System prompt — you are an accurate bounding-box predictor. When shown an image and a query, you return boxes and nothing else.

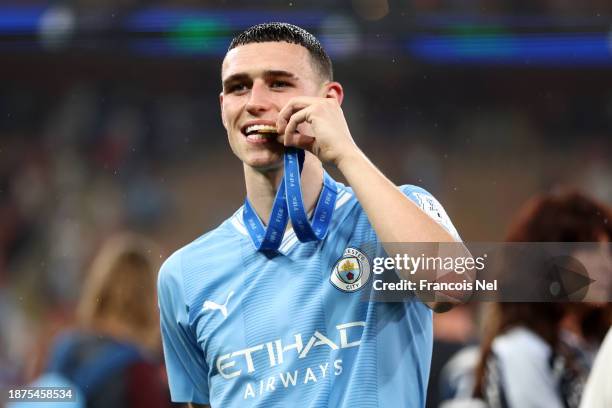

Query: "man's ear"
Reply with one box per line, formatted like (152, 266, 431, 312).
(219, 92, 227, 129)
(324, 82, 344, 105)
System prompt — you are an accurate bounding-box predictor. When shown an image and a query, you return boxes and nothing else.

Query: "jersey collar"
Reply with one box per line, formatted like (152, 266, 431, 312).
(230, 173, 352, 255)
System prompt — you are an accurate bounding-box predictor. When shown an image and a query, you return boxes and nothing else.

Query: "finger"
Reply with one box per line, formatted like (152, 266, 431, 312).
(283, 129, 315, 149)
(293, 133, 315, 150)
(283, 107, 312, 143)
(277, 97, 318, 134)
(284, 129, 312, 146)
(283, 127, 297, 147)
(277, 102, 308, 134)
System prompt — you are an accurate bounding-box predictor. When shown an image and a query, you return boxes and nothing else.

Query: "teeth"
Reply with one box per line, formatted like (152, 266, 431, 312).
(245, 124, 278, 135)
(247, 133, 269, 141)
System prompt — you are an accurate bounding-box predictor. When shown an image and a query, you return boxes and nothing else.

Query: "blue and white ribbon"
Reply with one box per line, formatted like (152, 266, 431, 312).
(243, 148, 337, 251)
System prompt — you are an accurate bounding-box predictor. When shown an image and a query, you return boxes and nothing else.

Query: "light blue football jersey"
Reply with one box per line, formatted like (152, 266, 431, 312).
(158, 174, 460, 408)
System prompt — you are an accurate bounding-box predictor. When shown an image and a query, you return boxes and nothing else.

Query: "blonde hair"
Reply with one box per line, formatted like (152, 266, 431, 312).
(77, 233, 161, 350)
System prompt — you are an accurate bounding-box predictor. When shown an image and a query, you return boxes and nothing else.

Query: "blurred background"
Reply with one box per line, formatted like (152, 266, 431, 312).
(1, 0, 611, 407)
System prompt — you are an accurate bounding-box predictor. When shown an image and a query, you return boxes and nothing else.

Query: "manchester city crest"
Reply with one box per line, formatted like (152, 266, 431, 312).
(330, 247, 371, 292)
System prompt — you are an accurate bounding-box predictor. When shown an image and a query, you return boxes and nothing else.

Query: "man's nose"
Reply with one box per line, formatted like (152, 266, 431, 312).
(245, 80, 273, 115)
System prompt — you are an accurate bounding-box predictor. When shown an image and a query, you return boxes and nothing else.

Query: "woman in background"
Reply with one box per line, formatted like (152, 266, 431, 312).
(43, 233, 174, 408)
(473, 190, 612, 408)
(579, 327, 612, 408)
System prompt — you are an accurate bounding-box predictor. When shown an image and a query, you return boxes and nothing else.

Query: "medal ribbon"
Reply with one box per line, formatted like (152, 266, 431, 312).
(243, 148, 337, 251)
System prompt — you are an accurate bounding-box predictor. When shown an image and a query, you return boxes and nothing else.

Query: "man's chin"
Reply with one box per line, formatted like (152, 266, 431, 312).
(245, 155, 284, 172)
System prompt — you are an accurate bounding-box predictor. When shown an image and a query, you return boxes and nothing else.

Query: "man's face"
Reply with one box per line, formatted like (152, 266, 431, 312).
(220, 41, 324, 170)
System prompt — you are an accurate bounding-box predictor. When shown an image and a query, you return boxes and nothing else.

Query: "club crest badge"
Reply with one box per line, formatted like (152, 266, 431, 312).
(330, 247, 371, 292)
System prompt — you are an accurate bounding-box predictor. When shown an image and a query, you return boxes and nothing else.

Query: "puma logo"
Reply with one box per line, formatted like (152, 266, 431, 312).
(202, 291, 234, 318)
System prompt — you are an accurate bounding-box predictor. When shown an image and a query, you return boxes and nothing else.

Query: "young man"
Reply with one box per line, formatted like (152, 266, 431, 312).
(158, 23, 461, 408)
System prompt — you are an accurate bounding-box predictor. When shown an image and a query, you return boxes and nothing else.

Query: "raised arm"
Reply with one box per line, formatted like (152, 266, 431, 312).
(277, 95, 474, 310)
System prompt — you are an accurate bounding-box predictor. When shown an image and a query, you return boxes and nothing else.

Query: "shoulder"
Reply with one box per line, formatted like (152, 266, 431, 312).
(158, 215, 242, 303)
(399, 184, 447, 213)
(341, 180, 451, 219)
(331, 179, 460, 240)
(400, 184, 460, 241)
(581, 329, 612, 408)
(492, 328, 564, 407)
(493, 327, 553, 366)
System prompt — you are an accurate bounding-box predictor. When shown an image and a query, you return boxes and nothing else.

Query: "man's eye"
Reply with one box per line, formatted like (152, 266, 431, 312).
(228, 84, 248, 93)
(270, 81, 290, 89)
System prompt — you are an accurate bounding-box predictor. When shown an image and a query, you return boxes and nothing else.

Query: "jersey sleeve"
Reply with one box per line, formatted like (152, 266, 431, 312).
(400, 185, 461, 242)
(158, 251, 210, 404)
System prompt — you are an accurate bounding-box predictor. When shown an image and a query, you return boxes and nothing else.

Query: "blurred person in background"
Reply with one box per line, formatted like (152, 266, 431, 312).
(438, 189, 612, 408)
(14, 233, 175, 408)
(579, 327, 612, 408)
(0, 291, 30, 393)
(427, 304, 479, 408)
(470, 190, 612, 408)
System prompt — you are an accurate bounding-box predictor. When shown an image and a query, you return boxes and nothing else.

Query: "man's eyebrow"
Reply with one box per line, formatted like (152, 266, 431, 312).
(222, 70, 299, 88)
(262, 70, 299, 80)
(222, 73, 250, 89)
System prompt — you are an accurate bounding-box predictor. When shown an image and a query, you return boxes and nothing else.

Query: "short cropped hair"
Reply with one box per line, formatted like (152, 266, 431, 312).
(228, 22, 333, 81)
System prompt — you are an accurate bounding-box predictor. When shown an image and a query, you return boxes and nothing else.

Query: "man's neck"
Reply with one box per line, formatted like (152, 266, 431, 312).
(244, 152, 324, 226)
